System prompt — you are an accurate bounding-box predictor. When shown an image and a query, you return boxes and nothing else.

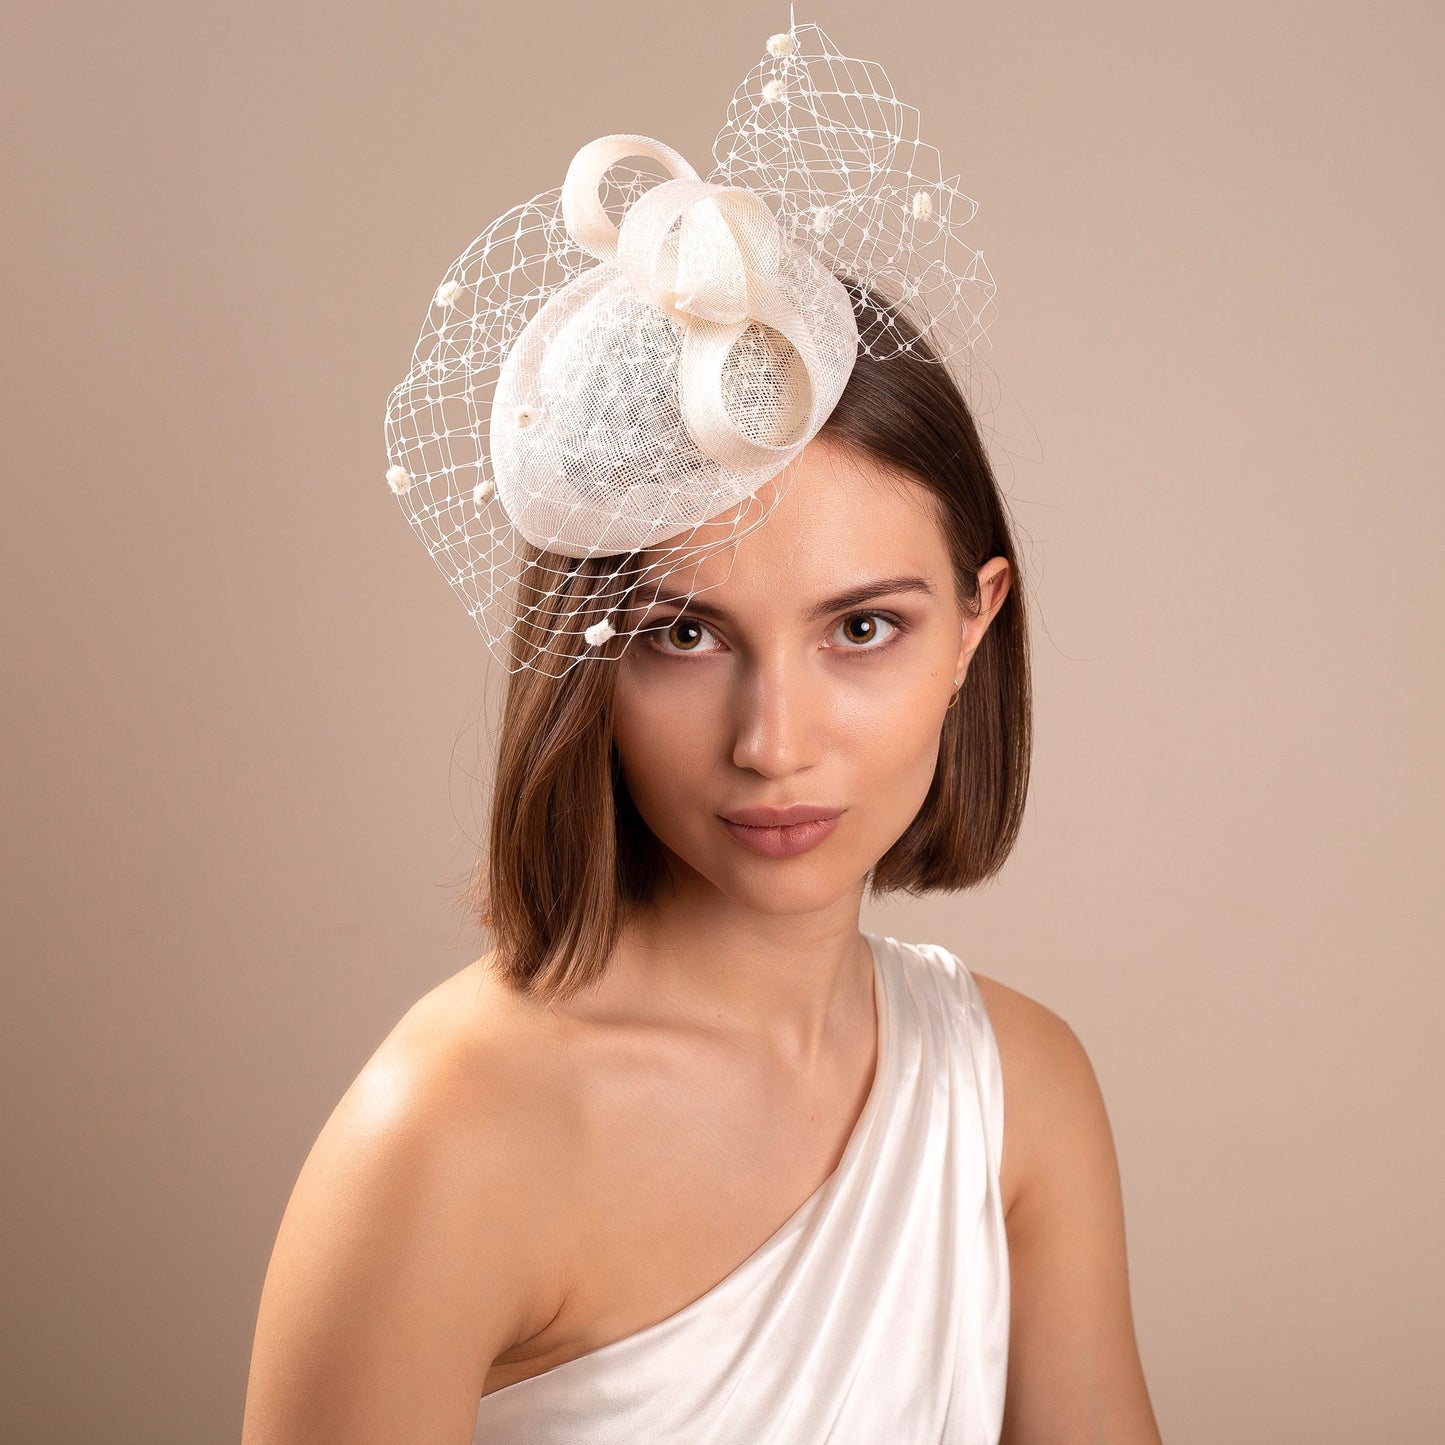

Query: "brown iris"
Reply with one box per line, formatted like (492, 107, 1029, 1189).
(665, 617, 706, 651)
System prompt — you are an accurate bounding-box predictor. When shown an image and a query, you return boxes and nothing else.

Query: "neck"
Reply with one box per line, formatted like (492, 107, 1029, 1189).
(603, 890, 875, 1069)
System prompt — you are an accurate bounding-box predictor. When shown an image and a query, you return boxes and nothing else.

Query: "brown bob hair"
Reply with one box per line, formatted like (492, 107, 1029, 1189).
(455, 284, 1032, 1006)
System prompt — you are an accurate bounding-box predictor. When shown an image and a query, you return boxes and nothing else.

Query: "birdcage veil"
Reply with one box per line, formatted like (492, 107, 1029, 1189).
(383, 13, 998, 677)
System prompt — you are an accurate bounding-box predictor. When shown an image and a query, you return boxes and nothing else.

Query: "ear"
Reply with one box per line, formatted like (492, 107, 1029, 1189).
(953, 558, 1012, 683)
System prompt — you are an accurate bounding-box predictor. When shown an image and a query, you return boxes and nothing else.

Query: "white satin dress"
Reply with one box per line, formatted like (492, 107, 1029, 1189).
(472, 931, 1011, 1443)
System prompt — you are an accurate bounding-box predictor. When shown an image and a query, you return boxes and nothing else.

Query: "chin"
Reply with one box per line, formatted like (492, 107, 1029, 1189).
(711, 870, 863, 918)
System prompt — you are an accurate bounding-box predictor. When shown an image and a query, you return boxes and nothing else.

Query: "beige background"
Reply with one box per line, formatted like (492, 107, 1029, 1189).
(4, 1, 1441, 1440)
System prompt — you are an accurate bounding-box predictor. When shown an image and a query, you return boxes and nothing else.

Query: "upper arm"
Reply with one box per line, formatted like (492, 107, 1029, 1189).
(241, 1033, 560, 1445)
(974, 976, 1163, 1445)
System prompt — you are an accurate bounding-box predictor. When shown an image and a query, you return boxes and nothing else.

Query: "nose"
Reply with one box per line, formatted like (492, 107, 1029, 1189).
(730, 654, 823, 778)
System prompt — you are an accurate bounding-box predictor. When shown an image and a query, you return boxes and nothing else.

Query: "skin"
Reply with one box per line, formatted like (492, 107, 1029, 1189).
(242, 433, 1163, 1443)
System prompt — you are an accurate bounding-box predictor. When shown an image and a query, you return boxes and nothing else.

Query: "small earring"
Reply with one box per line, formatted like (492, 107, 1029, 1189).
(946, 678, 962, 711)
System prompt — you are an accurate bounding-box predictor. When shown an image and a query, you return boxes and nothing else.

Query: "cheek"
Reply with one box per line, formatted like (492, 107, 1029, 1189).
(838, 658, 946, 749)
(842, 687, 946, 814)
(610, 679, 716, 820)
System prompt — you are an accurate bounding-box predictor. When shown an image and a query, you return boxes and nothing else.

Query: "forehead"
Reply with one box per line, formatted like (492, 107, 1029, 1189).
(637, 436, 948, 603)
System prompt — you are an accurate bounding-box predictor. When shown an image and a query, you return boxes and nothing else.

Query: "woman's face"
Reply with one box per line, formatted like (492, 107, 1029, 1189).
(611, 433, 1010, 917)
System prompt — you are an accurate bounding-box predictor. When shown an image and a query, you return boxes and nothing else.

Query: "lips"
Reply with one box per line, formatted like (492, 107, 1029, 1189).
(719, 810, 842, 859)
(720, 803, 843, 827)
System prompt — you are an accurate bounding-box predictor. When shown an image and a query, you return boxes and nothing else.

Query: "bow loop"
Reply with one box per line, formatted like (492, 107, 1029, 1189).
(667, 195, 750, 324)
(610, 175, 784, 332)
(560, 136, 840, 471)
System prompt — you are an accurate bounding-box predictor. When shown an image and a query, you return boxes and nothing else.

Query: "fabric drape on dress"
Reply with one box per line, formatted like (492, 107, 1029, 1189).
(472, 932, 1010, 1444)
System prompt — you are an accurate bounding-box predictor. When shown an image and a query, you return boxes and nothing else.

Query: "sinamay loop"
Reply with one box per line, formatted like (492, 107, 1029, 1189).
(490, 133, 858, 558)
(383, 16, 998, 676)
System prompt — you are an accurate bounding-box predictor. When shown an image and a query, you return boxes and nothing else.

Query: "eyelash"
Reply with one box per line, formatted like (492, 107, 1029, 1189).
(641, 610, 910, 658)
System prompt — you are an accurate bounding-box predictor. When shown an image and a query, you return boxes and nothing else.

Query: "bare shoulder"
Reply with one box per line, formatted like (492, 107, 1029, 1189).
(967, 970, 1103, 1220)
(969, 966, 1082, 1081)
(967, 970, 1163, 1443)
(242, 954, 578, 1443)
(346, 953, 583, 1324)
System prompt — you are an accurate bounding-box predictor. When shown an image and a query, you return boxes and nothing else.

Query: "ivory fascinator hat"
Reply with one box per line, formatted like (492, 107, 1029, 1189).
(384, 14, 999, 675)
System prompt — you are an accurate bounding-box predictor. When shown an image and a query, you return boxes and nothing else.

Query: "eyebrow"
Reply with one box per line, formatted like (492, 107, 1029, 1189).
(638, 572, 938, 626)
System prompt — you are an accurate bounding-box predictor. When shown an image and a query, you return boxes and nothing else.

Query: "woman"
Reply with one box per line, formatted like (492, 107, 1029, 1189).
(244, 19, 1163, 1443)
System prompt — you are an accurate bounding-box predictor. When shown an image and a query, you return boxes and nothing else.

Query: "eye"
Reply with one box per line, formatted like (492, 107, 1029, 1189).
(645, 615, 722, 655)
(829, 611, 901, 650)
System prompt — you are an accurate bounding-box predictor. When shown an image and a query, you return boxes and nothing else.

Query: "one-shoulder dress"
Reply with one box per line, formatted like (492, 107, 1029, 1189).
(472, 931, 1011, 1443)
